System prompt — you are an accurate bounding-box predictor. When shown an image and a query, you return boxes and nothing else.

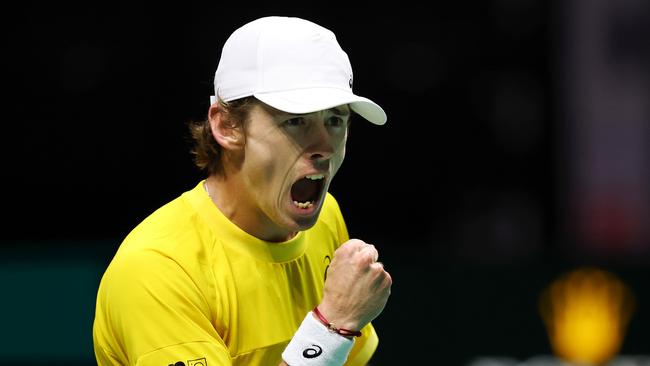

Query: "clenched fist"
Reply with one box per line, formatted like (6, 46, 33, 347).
(317, 239, 392, 332)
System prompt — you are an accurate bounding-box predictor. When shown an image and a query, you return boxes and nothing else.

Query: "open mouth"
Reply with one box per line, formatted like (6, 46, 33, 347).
(290, 174, 325, 209)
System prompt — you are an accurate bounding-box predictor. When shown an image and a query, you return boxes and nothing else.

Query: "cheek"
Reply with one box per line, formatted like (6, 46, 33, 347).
(246, 132, 289, 169)
(331, 144, 347, 176)
(246, 141, 298, 187)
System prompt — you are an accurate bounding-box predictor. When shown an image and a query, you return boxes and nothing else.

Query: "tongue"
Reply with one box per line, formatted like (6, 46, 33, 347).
(291, 178, 318, 202)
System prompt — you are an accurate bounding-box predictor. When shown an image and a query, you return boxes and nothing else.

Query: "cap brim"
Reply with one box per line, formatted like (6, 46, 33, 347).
(254, 88, 387, 125)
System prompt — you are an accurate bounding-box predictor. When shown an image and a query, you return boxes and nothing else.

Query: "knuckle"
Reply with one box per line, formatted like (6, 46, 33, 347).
(339, 239, 363, 253)
(348, 238, 365, 246)
(368, 263, 384, 275)
(360, 252, 376, 265)
(385, 272, 393, 285)
(334, 245, 351, 256)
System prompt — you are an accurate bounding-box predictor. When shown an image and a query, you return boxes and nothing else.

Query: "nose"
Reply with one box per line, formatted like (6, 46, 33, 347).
(307, 122, 336, 161)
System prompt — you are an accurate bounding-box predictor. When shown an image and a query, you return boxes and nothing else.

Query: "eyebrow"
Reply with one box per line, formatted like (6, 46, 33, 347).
(329, 106, 351, 116)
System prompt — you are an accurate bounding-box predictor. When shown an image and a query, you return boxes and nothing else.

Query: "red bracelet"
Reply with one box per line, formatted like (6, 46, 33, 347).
(312, 306, 363, 338)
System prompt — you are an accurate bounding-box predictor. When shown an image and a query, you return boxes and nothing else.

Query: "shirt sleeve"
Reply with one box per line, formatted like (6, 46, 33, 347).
(94, 249, 232, 366)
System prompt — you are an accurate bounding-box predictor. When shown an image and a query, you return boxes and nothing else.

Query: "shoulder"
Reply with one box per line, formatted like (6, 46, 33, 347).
(100, 193, 216, 310)
(119, 188, 213, 256)
(100, 249, 199, 301)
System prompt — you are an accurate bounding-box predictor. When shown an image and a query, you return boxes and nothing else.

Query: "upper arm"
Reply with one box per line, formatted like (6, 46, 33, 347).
(94, 250, 232, 366)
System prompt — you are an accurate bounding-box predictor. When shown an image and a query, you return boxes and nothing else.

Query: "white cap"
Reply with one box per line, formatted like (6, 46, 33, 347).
(212, 16, 387, 125)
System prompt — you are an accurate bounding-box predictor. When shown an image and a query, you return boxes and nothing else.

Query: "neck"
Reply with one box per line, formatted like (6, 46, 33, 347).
(204, 176, 296, 242)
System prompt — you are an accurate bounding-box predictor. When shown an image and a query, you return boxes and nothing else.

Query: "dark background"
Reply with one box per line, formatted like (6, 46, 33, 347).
(2, 1, 649, 365)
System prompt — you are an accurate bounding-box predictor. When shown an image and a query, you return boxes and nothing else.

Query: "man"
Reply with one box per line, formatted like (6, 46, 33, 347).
(93, 16, 392, 366)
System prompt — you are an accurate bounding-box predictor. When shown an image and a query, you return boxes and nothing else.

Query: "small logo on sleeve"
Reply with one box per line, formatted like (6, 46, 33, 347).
(188, 358, 207, 366)
(302, 344, 323, 358)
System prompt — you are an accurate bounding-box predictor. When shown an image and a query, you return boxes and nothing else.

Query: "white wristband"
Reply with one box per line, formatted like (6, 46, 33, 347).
(282, 312, 355, 366)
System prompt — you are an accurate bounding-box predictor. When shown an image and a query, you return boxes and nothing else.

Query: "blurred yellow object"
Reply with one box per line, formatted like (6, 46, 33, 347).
(539, 267, 635, 366)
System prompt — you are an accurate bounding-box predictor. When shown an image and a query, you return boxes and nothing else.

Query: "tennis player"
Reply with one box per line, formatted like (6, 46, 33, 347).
(93, 16, 392, 366)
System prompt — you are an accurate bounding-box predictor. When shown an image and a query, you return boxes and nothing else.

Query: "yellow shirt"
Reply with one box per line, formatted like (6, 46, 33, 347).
(93, 181, 378, 365)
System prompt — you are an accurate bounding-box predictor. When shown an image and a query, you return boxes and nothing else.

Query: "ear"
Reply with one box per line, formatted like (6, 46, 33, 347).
(208, 103, 245, 150)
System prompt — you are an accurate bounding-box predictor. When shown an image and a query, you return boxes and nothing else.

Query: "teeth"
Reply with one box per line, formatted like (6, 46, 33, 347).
(293, 201, 314, 209)
(292, 175, 322, 209)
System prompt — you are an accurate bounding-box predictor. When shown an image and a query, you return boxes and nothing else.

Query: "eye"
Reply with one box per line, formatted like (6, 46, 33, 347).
(325, 116, 346, 127)
(284, 117, 306, 127)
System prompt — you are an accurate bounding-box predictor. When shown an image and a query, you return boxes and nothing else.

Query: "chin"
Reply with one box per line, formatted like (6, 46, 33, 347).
(294, 218, 318, 231)
(292, 207, 323, 232)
